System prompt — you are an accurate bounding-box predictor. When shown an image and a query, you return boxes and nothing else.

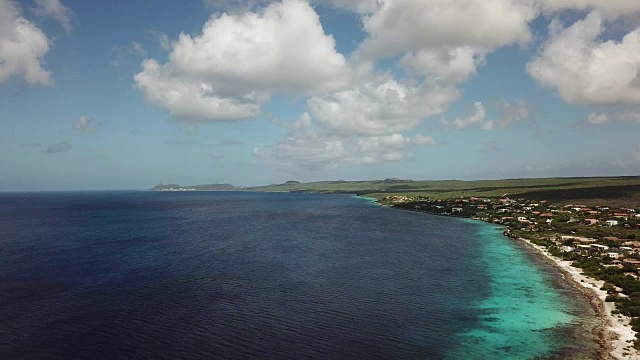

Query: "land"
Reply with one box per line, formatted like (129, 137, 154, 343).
(153, 176, 640, 208)
(152, 176, 640, 359)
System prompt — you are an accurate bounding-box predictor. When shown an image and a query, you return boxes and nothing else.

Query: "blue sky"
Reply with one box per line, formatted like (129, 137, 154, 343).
(2, 0, 640, 191)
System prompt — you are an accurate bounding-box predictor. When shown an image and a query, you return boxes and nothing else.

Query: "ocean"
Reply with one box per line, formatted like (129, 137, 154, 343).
(0, 191, 600, 359)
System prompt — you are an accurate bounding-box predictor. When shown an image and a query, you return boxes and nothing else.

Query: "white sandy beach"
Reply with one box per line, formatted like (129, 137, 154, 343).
(518, 237, 640, 360)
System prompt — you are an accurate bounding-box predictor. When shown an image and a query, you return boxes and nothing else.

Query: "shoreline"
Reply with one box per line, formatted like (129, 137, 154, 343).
(513, 235, 639, 360)
(375, 201, 639, 359)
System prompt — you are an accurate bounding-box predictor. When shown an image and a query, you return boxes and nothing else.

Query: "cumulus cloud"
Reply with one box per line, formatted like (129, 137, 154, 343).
(527, 12, 640, 105)
(0, 0, 52, 85)
(357, 0, 537, 60)
(253, 128, 348, 172)
(399, 46, 485, 83)
(73, 115, 101, 133)
(135, 0, 349, 122)
(413, 134, 439, 146)
(307, 72, 457, 136)
(254, 123, 415, 172)
(46, 141, 71, 153)
(354, 134, 412, 164)
(32, 0, 72, 32)
(291, 112, 312, 129)
(537, 0, 640, 19)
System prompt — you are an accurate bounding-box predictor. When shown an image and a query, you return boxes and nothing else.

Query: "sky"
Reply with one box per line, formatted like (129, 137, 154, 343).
(2, 0, 640, 191)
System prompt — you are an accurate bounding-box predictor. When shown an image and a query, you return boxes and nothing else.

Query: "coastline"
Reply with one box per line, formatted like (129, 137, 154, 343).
(513, 235, 640, 360)
(370, 198, 639, 359)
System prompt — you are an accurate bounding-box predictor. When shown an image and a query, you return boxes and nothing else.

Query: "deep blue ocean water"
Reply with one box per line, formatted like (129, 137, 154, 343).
(0, 191, 593, 359)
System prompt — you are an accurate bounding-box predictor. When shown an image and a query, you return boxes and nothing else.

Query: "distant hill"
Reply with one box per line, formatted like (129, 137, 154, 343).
(151, 183, 182, 191)
(151, 177, 640, 207)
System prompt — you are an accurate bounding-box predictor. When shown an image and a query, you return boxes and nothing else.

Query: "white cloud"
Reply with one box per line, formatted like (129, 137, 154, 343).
(307, 72, 458, 136)
(32, 0, 72, 32)
(587, 112, 610, 125)
(537, 0, 640, 19)
(0, 0, 52, 85)
(357, 0, 537, 60)
(135, 59, 264, 121)
(527, 12, 640, 105)
(399, 46, 485, 83)
(354, 134, 412, 164)
(447, 102, 495, 130)
(73, 115, 101, 133)
(445, 100, 530, 130)
(254, 125, 415, 172)
(253, 128, 348, 172)
(586, 109, 640, 125)
(413, 134, 439, 146)
(136, 0, 349, 122)
(292, 112, 312, 129)
(46, 141, 71, 153)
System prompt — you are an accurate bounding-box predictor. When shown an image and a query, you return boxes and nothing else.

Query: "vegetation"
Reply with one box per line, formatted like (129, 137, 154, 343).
(154, 176, 640, 208)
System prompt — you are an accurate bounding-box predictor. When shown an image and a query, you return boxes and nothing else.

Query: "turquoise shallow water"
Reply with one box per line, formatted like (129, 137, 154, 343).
(0, 192, 597, 359)
(446, 219, 575, 359)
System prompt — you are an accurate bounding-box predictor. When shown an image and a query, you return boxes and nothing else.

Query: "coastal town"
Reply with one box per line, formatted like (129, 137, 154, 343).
(384, 194, 640, 359)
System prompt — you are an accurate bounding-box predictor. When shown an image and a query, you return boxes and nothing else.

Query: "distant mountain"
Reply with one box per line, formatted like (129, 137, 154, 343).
(151, 183, 182, 191)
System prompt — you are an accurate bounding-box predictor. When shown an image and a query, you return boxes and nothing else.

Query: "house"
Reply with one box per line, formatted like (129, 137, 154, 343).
(604, 237, 620, 241)
(623, 259, 640, 268)
(517, 216, 529, 222)
(613, 214, 629, 220)
(540, 213, 553, 217)
(590, 244, 609, 253)
(606, 220, 619, 227)
(561, 246, 574, 253)
(607, 252, 619, 259)
(497, 208, 510, 213)
(585, 219, 600, 225)
(452, 207, 463, 213)
(575, 244, 591, 255)
(620, 247, 633, 254)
